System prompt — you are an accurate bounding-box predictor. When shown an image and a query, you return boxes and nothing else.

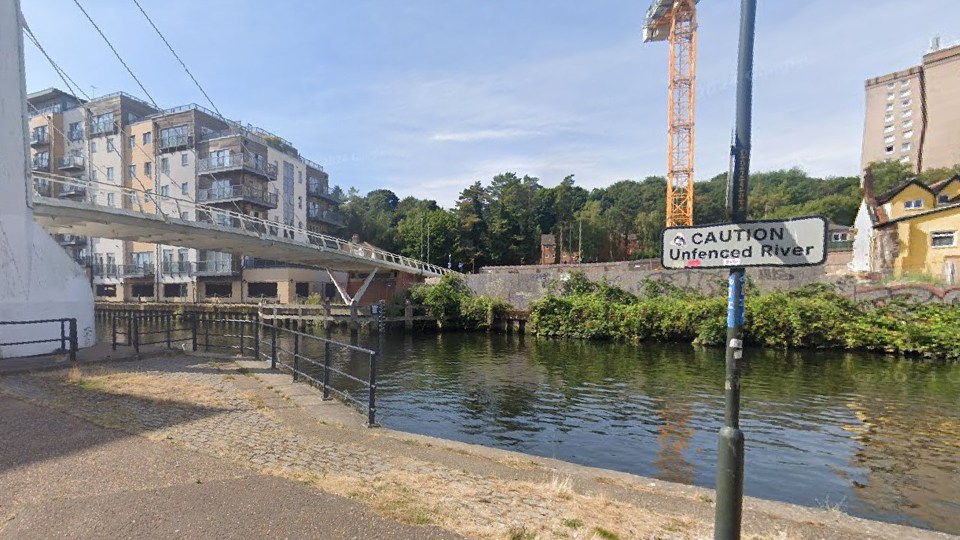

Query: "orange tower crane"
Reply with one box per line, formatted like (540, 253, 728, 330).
(643, 0, 698, 227)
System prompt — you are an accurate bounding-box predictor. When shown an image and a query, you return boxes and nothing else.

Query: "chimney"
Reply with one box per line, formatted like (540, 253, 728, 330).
(862, 166, 876, 204)
(930, 35, 941, 52)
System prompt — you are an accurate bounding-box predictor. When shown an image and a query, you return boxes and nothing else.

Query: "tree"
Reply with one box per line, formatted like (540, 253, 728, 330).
(395, 208, 461, 266)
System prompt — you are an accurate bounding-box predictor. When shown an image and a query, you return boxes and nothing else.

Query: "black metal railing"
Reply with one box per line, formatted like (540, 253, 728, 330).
(0, 318, 78, 362)
(108, 313, 381, 426)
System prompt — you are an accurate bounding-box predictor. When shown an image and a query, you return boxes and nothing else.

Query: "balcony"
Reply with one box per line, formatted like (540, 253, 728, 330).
(88, 121, 118, 137)
(157, 134, 192, 151)
(30, 132, 49, 146)
(307, 181, 341, 202)
(91, 264, 119, 278)
(57, 234, 87, 246)
(195, 259, 240, 276)
(160, 261, 193, 275)
(197, 153, 278, 180)
(58, 183, 87, 198)
(31, 158, 50, 171)
(58, 155, 85, 171)
(308, 207, 345, 227)
(119, 264, 155, 278)
(197, 184, 278, 209)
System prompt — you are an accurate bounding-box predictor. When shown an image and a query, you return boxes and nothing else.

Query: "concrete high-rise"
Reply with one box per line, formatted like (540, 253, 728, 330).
(861, 41, 960, 173)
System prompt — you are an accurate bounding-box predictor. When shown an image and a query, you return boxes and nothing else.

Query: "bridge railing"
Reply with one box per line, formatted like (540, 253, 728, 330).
(32, 172, 452, 277)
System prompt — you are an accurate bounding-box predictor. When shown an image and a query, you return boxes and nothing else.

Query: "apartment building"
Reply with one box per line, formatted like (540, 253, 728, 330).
(861, 40, 960, 173)
(27, 88, 345, 304)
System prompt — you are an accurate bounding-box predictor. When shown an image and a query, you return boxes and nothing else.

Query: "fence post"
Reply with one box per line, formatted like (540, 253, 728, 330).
(270, 322, 277, 369)
(204, 319, 210, 352)
(112, 316, 118, 351)
(254, 315, 260, 360)
(293, 330, 300, 381)
(166, 314, 172, 349)
(367, 351, 377, 427)
(133, 317, 140, 354)
(68, 318, 78, 362)
(191, 314, 198, 352)
(322, 341, 331, 400)
(127, 317, 132, 347)
(240, 319, 246, 356)
(60, 320, 66, 351)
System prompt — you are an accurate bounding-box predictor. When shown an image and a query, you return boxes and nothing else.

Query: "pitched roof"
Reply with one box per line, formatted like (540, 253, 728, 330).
(878, 201, 960, 226)
(929, 175, 960, 194)
(874, 178, 934, 205)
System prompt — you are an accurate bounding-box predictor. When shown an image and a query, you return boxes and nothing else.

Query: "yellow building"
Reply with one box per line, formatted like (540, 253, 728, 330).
(852, 175, 960, 282)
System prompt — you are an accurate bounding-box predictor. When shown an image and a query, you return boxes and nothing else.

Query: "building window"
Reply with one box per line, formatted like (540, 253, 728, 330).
(106, 137, 115, 152)
(902, 109, 912, 118)
(181, 153, 189, 166)
(180, 211, 190, 221)
(886, 103, 894, 112)
(160, 157, 169, 173)
(159, 125, 189, 147)
(89, 140, 97, 153)
(107, 192, 115, 207)
(144, 162, 152, 177)
(160, 185, 169, 197)
(902, 142, 911, 152)
(128, 164, 136, 177)
(903, 129, 913, 139)
(68, 121, 83, 141)
(903, 119, 913, 129)
(91, 170, 98, 181)
(106, 167, 115, 181)
(931, 231, 956, 248)
(884, 145, 894, 154)
(901, 99, 911, 107)
(143, 132, 152, 145)
(884, 135, 895, 144)
(128, 135, 135, 149)
(884, 113, 894, 123)
(831, 232, 849, 242)
(884, 125, 894, 133)
(90, 112, 114, 135)
(886, 92, 894, 101)
(900, 78, 909, 86)
(904, 199, 923, 210)
(298, 171, 303, 184)
(900, 88, 911, 97)
(938, 194, 950, 204)
(181, 182, 188, 195)
(886, 82, 895, 89)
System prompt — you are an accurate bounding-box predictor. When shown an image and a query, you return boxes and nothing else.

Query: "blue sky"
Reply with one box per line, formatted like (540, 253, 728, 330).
(22, 0, 960, 207)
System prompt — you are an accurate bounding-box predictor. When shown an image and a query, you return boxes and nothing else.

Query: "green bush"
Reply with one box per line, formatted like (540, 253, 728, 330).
(529, 277, 960, 360)
(407, 273, 510, 330)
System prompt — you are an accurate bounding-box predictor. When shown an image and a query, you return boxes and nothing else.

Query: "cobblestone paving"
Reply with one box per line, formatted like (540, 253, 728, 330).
(1, 358, 945, 540)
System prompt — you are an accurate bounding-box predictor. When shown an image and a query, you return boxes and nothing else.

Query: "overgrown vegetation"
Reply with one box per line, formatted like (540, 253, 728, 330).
(403, 274, 510, 330)
(530, 272, 960, 360)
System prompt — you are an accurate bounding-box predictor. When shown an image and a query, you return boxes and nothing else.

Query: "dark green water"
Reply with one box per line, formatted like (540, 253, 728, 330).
(101, 322, 960, 533)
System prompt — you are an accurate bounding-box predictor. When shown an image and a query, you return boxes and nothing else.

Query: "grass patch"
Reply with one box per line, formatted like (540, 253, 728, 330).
(592, 527, 620, 540)
(698, 494, 713, 504)
(237, 366, 252, 377)
(562, 518, 583, 529)
(507, 527, 536, 540)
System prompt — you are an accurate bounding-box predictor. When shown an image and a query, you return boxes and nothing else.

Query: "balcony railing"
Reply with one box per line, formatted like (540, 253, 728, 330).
(59, 183, 87, 198)
(307, 182, 341, 201)
(308, 207, 345, 227)
(88, 121, 118, 137)
(119, 264, 154, 278)
(92, 264, 119, 278)
(58, 155, 85, 171)
(197, 184, 278, 209)
(197, 154, 279, 180)
(31, 159, 50, 171)
(158, 134, 192, 150)
(30, 132, 49, 146)
(160, 261, 193, 275)
(829, 240, 854, 251)
(57, 234, 87, 246)
(195, 259, 241, 276)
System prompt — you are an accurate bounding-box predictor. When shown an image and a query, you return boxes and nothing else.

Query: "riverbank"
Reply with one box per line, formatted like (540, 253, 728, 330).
(0, 354, 953, 539)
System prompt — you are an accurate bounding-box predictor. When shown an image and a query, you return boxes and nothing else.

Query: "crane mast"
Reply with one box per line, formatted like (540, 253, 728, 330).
(643, 0, 698, 227)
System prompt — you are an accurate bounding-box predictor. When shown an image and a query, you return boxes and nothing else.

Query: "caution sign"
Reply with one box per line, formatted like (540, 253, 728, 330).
(660, 216, 827, 269)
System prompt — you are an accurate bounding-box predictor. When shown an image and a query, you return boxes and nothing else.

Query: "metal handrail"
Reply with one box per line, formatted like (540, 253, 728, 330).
(58, 155, 85, 169)
(197, 184, 279, 207)
(0, 318, 78, 362)
(32, 172, 452, 277)
(197, 154, 278, 180)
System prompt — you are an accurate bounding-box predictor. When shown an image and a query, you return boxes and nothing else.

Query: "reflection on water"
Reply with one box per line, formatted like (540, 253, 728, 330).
(99, 323, 960, 534)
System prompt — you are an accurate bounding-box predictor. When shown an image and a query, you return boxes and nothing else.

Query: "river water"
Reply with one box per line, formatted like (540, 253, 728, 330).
(102, 322, 960, 533)
(363, 331, 960, 534)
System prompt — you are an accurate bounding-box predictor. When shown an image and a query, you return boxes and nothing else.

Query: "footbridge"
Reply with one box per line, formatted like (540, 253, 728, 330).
(31, 174, 452, 281)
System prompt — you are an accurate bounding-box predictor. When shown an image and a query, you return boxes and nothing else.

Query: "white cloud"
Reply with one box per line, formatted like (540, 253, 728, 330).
(431, 128, 541, 142)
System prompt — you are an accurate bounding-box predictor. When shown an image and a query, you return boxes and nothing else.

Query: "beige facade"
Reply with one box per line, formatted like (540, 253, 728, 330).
(26, 88, 345, 305)
(861, 43, 960, 174)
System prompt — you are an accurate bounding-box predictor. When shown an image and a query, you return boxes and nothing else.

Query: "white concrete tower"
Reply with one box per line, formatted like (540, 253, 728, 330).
(0, 0, 95, 355)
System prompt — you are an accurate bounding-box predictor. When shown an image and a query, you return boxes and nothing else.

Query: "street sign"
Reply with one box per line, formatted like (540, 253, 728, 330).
(660, 216, 827, 269)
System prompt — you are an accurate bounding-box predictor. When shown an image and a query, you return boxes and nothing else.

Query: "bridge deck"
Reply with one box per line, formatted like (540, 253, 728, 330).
(32, 174, 450, 277)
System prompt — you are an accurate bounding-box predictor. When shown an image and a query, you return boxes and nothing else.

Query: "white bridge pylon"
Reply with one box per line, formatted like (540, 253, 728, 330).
(32, 173, 452, 277)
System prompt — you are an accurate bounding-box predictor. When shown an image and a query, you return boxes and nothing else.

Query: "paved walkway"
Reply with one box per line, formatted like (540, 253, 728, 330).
(1, 354, 954, 539)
